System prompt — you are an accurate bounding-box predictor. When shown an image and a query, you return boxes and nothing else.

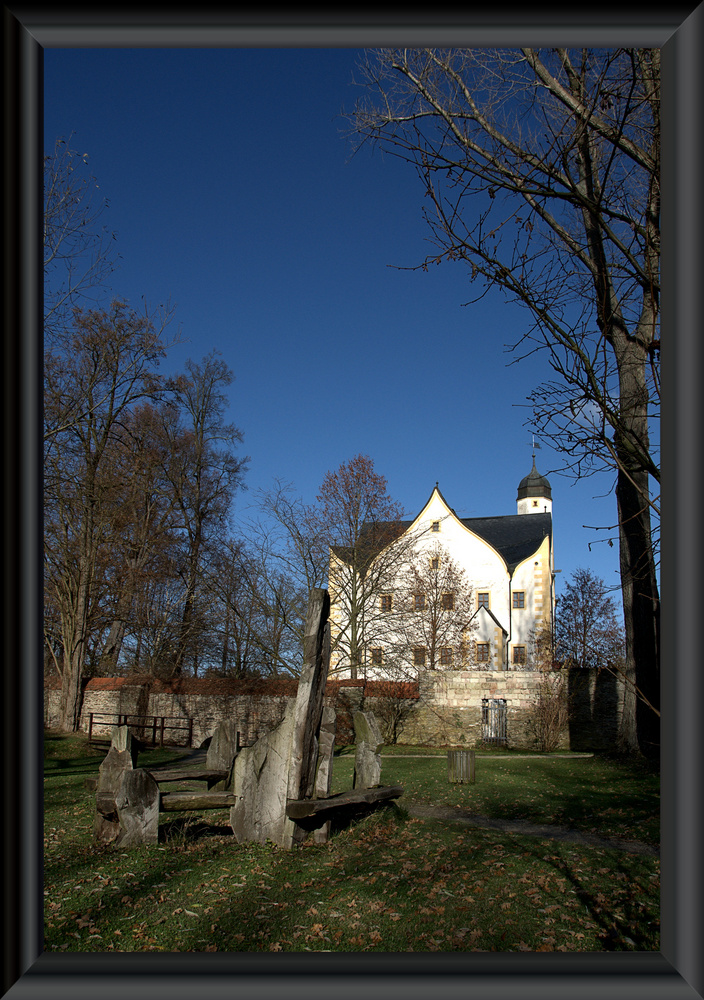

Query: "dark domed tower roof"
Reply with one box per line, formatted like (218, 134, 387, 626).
(517, 459, 552, 501)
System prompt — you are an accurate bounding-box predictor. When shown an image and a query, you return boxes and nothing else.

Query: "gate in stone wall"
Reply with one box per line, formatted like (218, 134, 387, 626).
(481, 698, 507, 745)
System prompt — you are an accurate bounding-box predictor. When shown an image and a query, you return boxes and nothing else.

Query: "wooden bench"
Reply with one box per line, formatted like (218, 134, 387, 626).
(143, 766, 233, 811)
(160, 790, 238, 811)
(93, 590, 402, 848)
(286, 784, 404, 829)
(146, 767, 229, 787)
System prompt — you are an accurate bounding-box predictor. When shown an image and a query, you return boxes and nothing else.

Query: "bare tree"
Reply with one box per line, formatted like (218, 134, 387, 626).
(96, 401, 183, 674)
(350, 47, 660, 756)
(552, 566, 657, 726)
(554, 567, 625, 671)
(390, 542, 478, 672)
(320, 455, 408, 679)
(44, 301, 172, 730)
(201, 537, 304, 678)
(158, 352, 248, 676)
(526, 673, 569, 752)
(44, 136, 118, 354)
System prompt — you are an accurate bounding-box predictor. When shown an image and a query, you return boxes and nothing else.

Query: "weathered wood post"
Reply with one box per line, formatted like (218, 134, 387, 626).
(114, 768, 160, 847)
(94, 726, 140, 843)
(312, 705, 337, 844)
(353, 711, 383, 789)
(228, 588, 332, 848)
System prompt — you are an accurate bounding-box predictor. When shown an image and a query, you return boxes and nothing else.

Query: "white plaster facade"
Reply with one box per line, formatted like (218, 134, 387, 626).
(329, 463, 554, 679)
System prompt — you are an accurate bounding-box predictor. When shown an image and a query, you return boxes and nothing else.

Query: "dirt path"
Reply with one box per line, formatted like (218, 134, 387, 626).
(406, 803, 659, 857)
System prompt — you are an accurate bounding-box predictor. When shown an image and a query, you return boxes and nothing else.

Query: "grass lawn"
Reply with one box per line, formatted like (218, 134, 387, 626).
(43, 732, 660, 954)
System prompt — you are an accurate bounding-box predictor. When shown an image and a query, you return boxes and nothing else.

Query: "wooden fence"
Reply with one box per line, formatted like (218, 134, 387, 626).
(85, 712, 194, 747)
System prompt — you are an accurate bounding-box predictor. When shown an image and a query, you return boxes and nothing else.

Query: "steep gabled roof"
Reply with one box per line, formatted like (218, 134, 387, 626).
(332, 509, 551, 577)
(459, 513, 552, 574)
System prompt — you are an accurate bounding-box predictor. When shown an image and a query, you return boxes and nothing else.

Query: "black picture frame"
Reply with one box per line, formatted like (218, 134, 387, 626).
(4, 6, 702, 999)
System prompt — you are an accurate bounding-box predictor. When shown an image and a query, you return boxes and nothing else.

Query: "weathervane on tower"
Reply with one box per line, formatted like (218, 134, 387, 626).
(527, 434, 541, 461)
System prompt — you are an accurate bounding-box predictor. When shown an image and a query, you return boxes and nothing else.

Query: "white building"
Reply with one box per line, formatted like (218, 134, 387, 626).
(329, 461, 554, 678)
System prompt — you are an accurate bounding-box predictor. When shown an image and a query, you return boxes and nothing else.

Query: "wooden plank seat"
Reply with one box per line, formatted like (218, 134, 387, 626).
(286, 784, 403, 829)
(159, 790, 238, 811)
(146, 767, 229, 785)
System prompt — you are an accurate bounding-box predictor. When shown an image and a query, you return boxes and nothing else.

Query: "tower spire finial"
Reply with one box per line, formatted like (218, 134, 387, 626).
(528, 434, 541, 463)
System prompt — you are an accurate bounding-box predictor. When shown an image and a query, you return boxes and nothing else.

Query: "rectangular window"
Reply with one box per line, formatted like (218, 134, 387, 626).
(477, 642, 490, 662)
(370, 647, 383, 666)
(513, 592, 525, 609)
(512, 645, 526, 665)
(442, 592, 454, 610)
(413, 647, 426, 668)
(430, 556, 440, 570)
(440, 647, 453, 667)
(431, 521, 440, 532)
(414, 593, 426, 611)
(477, 593, 489, 609)
(380, 594, 393, 613)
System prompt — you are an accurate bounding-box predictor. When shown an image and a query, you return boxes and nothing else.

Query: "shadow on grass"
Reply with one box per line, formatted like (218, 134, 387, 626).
(523, 837, 660, 951)
(159, 816, 235, 844)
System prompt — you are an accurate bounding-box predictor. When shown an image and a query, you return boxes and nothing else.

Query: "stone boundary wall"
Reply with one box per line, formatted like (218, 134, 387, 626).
(44, 667, 623, 751)
(399, 669, 624, 750)
(44, 677, 388, 748)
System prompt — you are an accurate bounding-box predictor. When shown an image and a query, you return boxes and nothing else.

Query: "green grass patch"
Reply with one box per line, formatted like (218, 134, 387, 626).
(44, 733, 660, 953)
(332, 752, 660, 847)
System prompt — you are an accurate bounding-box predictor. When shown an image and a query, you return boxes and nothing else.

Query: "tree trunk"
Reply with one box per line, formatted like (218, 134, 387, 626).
(612, 338, 660, 759)
(616, 465, 660, 759)
(59, 543, 93, 731)
(173, 557, 198, 677)
(101, 617, 127, 675)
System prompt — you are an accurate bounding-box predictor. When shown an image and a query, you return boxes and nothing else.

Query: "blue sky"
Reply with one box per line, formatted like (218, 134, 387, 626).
(44, 46, 625, 604)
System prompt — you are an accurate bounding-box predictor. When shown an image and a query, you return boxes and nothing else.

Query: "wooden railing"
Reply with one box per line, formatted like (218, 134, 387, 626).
(85, 712, 194, 747)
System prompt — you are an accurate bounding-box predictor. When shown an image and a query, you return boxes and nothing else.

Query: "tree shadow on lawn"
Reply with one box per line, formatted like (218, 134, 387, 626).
(520, 838, 660, 951)
(158, 816, 235, 844)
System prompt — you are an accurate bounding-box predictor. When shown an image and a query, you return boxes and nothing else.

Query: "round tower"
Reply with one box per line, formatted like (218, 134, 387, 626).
(517, 459, 552, 514)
